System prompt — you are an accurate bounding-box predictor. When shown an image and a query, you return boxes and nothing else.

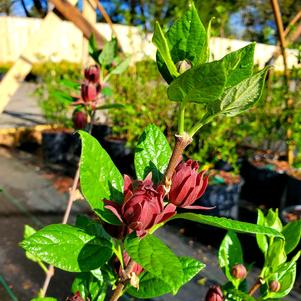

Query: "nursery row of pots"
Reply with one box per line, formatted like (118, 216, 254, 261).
(40, 125, 301, 223)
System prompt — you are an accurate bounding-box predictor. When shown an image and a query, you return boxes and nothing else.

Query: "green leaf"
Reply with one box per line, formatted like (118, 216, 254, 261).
(197, 17, 213, 64)
(125, 234, 183, 293)
(218, 231, 243, 285)
(61, 79, 80, 90)
(98, 39, 117, 66)
(167, 60, 226, 103)
(152, 22, 179, 81)
(282, 220, 301, 254)
(128, 256, 205, 298)
(265, 208, 282, 232)
(21, 224, 113, 272)
(101, 86, 113, 97)
(97, 103, 124, 110)
(225, 289, 256, 301)
(165, 2, 207, 66)
(265, 238, 287, 272)
(88, 34, 98, 56)
(134, 124, 171, 183)
(223, 43, 255, 89)
(24, 225, 40, 263)
(72, 272, 108, 301)
(31, 297, 57, 301)
(79, 131, 123, 224)
(171, 213, 283, 238)
(220, 66, 270, 117)
(256, 209, 269, 255)
(110, 57, 130, 75)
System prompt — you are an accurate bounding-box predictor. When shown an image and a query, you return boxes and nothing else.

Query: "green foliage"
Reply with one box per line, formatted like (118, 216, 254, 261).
(172, 213, 283, 237)
(21, 224, 113, 272)
(135, 124, 171, 183)
(31, 298, 57, 301)
(218, 231, 243, 287)
(79, 131, 123, 224)
(128, 256, 205, 298)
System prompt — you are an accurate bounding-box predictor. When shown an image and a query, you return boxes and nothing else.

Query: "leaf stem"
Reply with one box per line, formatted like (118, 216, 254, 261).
(178, 103, 186, 135)
(189, 114, 217, 137)
(248, 278, 263, 296)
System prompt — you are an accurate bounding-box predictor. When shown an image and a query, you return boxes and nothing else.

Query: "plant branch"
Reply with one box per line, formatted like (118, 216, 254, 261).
(109, 131, 193, 301)
(248, 278, 262, 296)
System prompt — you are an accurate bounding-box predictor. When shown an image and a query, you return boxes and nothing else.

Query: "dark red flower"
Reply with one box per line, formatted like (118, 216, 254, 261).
(84, 65, 100, 83)
(205, 285, 224, 301)
(81, 80, 100, 102)
(105, 174, 176, 237)
(231, 264, 247, 280)
(168, 159, 210, 209)
(65, 292, 84, 301)
(72, 111, 87, 130)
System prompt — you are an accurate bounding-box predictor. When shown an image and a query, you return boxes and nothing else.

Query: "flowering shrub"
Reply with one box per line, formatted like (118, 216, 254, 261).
(21, 2, 300, 301)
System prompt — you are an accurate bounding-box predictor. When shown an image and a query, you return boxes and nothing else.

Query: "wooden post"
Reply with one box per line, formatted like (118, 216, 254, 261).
(82, 0, 97, 67)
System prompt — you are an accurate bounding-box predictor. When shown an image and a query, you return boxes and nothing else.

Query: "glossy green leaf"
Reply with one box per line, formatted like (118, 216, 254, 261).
(265, 238, 287, 272)
(167, 60, 226, 103)
(79, 131, 123, 224)
(225, 289, 256, 301)
(128, 256, 205, 298)
(256, 209, 269, 255)
(282, 220, 301, 254)
(98, 39, 117, 66)
(135, 124, 171, 183)
(21, 224, 113, 272)
(152, 22, 179, 81)
(171, 213, 283, 238)
(101, 86, 113, 97)
(197, 17, 213, 64)
(125, 234, 183, 293)
(72, 272, 107, 301)
(223, 43, 255, 89)
(220, 66, 269, 117)
(218, 231, 243, 285)
(31, 297, 57, 301)
(265, 208, 283, 232)
(110, 57, 130, 75)
(155, 2, 207, 83)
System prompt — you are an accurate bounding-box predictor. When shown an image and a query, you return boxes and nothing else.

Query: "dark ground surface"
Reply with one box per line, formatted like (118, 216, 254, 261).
(0, 146, 301, 301)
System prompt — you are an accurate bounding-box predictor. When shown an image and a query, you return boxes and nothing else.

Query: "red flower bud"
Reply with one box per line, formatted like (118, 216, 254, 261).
(84, 65, 100, 83)
(269, 280, 281, 292)
(231, 264, 247, 280)
(72, 111, 87, 130)
(168, 159, 210, 209)
(65, 292, 84, 301)
(105, 174, 176, 237)
(205, 285, 224, 301)
(81, 80, 100, 102)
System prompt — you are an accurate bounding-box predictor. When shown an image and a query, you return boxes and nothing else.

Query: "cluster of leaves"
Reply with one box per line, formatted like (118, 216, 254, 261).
(21, 125, 283, 301)
(217, 209, 301, 300)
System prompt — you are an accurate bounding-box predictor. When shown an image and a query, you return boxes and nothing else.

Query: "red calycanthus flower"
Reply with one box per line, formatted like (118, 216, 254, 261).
(168, 159, 211, 209)
(81, 80, 100, 103)
(205, 285, 224, 301)
(72, 111, 87, 130)
(105, 174, 176, 237)
(84, 65, 100, 83)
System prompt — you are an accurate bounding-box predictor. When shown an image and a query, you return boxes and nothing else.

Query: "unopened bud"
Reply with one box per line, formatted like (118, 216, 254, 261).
(205, 285, 224, 301)
(269, 280, 281, 292)
(72, 111, 87, 130)
(176, 59, 192, 74)
(84, 65, 100, 83)
(231, 264, 247, 280)
(81, 80, 100, 102)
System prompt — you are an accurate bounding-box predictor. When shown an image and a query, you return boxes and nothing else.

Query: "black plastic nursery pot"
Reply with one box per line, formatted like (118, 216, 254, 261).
(42, 129, 80, 165)
(198, 181, 243, 219)
(285, 174, 301, 207)
(239, 159, 287, 208)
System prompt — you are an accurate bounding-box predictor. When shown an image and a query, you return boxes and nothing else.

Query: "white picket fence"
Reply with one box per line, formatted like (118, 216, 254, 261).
(0, 16, 299, 70)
